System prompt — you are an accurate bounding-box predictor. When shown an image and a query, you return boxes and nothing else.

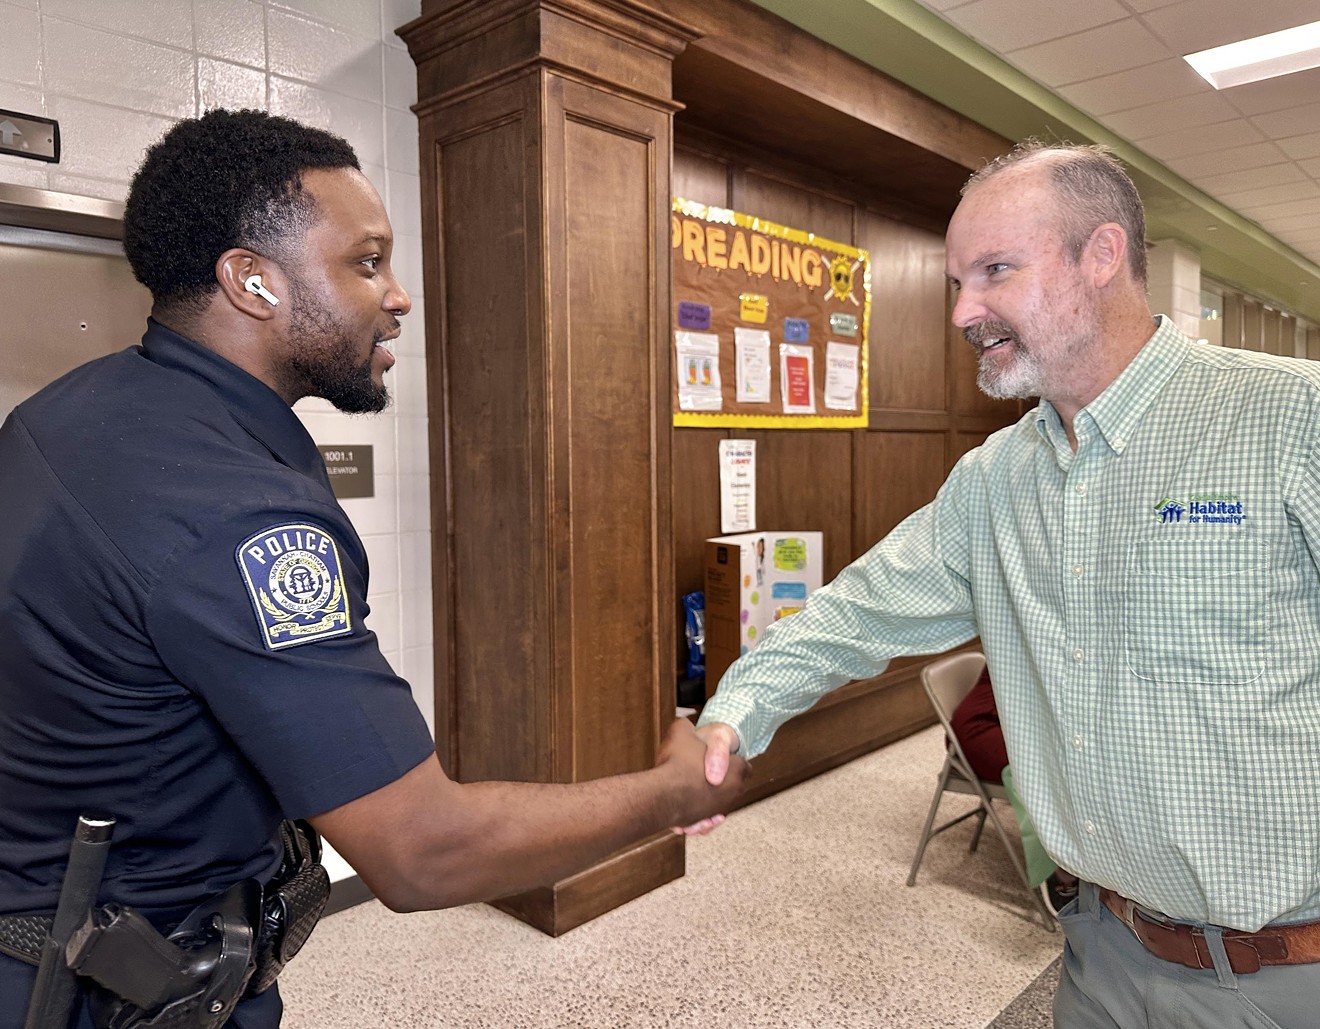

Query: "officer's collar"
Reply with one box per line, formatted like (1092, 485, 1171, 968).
(139, 318, 329, 486)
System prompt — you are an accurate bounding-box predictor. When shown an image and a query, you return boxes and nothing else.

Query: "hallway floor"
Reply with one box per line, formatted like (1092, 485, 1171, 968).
(280, 725, 1062, 1028)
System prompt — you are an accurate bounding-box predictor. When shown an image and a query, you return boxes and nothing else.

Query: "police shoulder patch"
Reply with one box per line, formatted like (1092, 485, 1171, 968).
(236, 522, 353, 650)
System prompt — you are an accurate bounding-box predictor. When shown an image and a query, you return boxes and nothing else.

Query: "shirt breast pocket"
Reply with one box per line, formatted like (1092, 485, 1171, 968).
(1124, 536, 1268, 685)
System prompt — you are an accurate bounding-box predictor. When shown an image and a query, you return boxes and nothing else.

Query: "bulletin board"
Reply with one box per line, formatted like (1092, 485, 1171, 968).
(671, 197, 870, 428)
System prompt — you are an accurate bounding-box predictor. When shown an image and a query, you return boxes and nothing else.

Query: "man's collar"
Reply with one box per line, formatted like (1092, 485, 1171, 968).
(1035, 315, 1189, 454)
(139, 318, 330, 485)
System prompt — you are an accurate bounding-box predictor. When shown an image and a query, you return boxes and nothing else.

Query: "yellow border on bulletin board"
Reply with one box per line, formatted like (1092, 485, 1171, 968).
(671, 197, 870, 429)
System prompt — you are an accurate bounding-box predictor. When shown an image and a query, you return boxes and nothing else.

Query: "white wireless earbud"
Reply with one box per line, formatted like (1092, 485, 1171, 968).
(243, 274, 280, 307)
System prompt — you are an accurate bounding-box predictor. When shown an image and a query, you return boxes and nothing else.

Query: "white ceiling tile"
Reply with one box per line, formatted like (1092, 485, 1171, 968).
(1256, 209, 1320, 232)
(1165, 142, 1292, 177)
(1107, 90, 1240, 139)
(1252, 103, 1320, 140)
(1230, 182, 1320, 213)
(944, 0, 1129, 53)
(1282, 231, 1320, 250)
(1005, 19, 1171, 86)
(912, 0, 1320, 285)
(1140, 0, 1320, 56)
(1246, 196, 1320, 222)
(1059, 59, 1207, 115)
(1279, 134, 1320, 160)
(1194, 161, 1307, 195)
(1138, 118, 1266, 160)
(1221, 68, 1320, 118)
(1121, 0, 1185, 11)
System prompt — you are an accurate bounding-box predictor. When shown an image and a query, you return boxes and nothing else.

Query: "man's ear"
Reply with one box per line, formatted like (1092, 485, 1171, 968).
(216, 249, 283, 319)
(1085, 223, 1128, 289)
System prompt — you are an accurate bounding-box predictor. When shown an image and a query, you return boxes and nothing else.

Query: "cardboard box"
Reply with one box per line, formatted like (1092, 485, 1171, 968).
(704, 530, 823, 693)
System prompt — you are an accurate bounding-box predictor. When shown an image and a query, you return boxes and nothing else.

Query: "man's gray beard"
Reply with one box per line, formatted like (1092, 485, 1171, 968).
(976, 345, 1045, 400)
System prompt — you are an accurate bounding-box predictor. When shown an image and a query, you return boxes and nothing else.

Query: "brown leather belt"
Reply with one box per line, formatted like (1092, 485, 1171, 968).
(1099, 888, 1320, 974)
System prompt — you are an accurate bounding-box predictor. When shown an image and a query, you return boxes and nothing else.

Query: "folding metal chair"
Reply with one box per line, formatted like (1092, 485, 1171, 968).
(905, 650, 1056, 930)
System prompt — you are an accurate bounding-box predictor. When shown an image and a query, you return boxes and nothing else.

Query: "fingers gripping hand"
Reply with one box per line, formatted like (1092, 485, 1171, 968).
(667, 721, 746, 836)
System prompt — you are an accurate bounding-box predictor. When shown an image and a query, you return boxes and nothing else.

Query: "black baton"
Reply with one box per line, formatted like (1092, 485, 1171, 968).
(23, 814, 116, 1029)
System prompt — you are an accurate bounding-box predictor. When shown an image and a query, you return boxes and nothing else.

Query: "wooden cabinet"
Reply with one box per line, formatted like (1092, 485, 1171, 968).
(402, 0, 1021, 933)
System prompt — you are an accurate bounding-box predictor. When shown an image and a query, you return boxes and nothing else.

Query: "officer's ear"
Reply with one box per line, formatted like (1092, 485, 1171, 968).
(216, 250, 284, 321)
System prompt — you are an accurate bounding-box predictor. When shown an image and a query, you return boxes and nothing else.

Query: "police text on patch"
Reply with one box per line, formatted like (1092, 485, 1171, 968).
(236, 523, 353, 650)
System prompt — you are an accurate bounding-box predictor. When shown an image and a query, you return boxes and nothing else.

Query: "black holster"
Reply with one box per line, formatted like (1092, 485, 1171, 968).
(5, 820, 330, 1029)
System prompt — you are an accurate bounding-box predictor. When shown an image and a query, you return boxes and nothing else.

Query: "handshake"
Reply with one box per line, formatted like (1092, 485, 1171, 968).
(655, 719, 750, 836)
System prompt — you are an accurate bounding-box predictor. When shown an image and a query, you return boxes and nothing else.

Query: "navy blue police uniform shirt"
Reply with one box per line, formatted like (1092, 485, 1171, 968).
(0, 318, 436, 926)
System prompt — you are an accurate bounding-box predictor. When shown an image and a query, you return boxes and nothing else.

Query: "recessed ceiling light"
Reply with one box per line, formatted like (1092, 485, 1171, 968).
(1184, 19, 1320, 89)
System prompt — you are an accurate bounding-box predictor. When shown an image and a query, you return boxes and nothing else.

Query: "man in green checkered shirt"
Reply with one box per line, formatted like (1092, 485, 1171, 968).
(691, 141, 1320, 1027)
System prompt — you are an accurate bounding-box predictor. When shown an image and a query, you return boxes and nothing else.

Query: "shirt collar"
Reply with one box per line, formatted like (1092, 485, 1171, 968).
(139, 317, 330, 486)
(1034, 315, 1190, 455)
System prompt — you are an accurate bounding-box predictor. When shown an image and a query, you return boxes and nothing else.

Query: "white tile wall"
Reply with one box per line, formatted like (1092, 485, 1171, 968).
(1148, 238, 1203, 340)
(43, 0, 194, 49)
(0, 2, 436, 839)
(194, 0, 267, 70)
(198, 57, 268, 112)
(0, 4, 42, 86)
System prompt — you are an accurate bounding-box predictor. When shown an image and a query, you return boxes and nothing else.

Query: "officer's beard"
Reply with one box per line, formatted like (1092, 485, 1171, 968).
(282, 275, 392, 415)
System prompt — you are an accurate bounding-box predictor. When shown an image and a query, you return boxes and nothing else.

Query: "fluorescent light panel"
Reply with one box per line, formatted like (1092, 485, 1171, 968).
(1184, 19, 1320, 89)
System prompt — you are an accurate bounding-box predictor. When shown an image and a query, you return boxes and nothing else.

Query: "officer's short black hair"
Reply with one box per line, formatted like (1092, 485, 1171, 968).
(123, 108, 360, 312)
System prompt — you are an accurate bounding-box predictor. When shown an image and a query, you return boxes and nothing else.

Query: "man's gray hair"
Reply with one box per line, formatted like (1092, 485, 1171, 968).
(963, 139, 1148, 286)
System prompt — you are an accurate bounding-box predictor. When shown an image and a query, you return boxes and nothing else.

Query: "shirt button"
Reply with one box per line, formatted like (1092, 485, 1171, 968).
(1085, 820, 1097, 835)
(1072, 734, 1084, 749)
(1072, 564, 1084, 577)
(1075, 482, 1088, 495)
(1073, 648, 1085, 662)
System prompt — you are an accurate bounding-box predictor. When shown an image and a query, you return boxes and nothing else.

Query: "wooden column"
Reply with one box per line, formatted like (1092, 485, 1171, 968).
(399, 1, 697, 935)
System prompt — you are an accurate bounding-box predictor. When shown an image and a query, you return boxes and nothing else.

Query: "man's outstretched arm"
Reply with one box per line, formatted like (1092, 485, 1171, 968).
(311, 717, 750, 911)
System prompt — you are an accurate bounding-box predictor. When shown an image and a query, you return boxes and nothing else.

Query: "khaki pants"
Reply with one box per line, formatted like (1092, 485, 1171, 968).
(1055, 881, 1320, 1029)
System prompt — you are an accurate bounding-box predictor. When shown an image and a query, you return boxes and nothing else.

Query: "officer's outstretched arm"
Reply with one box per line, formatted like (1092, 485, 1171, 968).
(308, 717, 749, 912)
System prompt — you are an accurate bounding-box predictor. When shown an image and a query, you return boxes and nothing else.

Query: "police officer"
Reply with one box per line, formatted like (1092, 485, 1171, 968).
(0, 109, 749, 1027)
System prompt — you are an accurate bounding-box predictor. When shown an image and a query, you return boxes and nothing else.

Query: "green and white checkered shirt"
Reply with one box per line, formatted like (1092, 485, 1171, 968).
(701, 316, 1320, 931)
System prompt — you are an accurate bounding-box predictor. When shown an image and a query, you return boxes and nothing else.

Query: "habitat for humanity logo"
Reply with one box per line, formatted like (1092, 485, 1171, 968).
(1153, 493, 1246, 525)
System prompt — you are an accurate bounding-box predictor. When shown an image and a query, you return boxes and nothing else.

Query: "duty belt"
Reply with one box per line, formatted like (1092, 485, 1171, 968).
(1, 820, 329, 1029)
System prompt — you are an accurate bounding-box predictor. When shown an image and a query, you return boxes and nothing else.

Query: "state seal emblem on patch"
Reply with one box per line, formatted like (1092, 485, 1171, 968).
(236, 522, 353, 650)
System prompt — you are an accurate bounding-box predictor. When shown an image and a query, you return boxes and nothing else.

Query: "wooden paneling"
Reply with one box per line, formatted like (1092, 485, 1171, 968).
(1282, 314, 1297, 358)
(437, 101, 547, 783)
(1309, 326, 1320, 361)
(410, 0, 1028, 934)
(673, 149, 728, 208)
(405, 0, 694, 935)
(860, 211, 947, 413)
(856, 431, 946, 549)
(664, 0, 1008, 223)
(669, 130, 1020, 694)
(736, 171, 853, 247)
(1262, 306, 1282, 356)
(1242, 298, 1263, 352)
(1222, 291, 1243, 350)
(672, 428, 725, 669)
(564, 112, 662, 780)
(746, 430, 854, 580)
(491, 832, 683, 937)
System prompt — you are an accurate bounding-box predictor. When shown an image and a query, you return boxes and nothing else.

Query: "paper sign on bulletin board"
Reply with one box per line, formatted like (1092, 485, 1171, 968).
(671, 197, 870, 428)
